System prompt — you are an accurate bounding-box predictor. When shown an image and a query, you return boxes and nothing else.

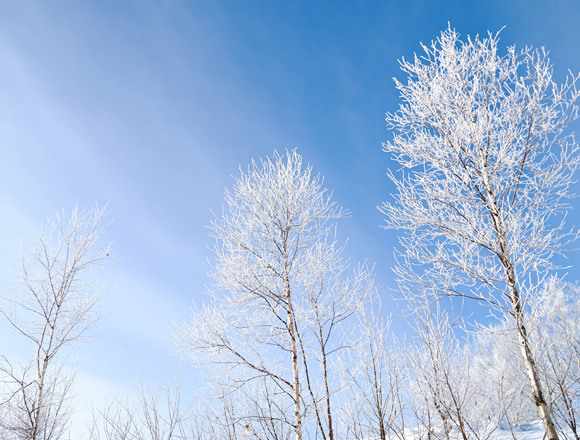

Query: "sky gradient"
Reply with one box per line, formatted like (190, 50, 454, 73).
(2, 0, 580, 435)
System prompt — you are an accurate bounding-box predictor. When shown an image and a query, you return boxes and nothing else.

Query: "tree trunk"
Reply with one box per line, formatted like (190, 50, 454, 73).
(285, 275, 302, 440)
(319, 327, 334, 440)
(369, 340, 387, 440)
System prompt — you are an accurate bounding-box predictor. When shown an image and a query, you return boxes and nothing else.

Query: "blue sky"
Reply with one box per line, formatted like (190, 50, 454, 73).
(2, 0, 580, 434)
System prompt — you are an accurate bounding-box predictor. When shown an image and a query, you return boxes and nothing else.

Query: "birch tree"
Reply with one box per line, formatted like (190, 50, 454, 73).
(0, 207, 109, 440)
(179, 150, 372, 440)
(381, 26, 580, 440)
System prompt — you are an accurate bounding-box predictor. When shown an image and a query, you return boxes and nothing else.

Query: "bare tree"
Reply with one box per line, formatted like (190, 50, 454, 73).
(531, 279, 580, 440)
(406, 306, 501, 440)
(471, 322, 537, 436)
(178, 150, 373, 440)
(342, 300, 407, 440)
(0, 206, 109, 440)
(407, 310, 458, 440)
(381, 26, 580, 440)
(87, 377, 194, 440)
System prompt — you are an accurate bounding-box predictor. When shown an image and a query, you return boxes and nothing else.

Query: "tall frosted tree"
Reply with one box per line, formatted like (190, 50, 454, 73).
(381, 27, 580, 440)
(179, 150, 372, 440)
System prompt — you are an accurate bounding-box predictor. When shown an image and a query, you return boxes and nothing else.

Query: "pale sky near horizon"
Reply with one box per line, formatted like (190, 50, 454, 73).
(2, 1, 580, 436)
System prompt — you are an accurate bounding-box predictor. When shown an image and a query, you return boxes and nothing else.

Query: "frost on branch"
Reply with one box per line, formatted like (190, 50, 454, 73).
(382, 26, 580, 309)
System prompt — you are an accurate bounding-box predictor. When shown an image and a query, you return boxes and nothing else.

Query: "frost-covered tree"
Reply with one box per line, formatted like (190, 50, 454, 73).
(381, 26, 580, 440)
(88, 377, 194, 440)
(531, 279, 580, 440)
(0, 207, 109, 440)
(342, 303, 407, 440)
(178, 150, 372, 440)
(406, 309, 477, 440)
(472, 321, 538, 433)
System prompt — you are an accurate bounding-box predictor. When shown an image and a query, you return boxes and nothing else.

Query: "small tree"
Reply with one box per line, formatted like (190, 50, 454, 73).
(407, 309, 460, 440)
(88, 377, 193, 440)
(471, 321, 537, 434)
(342, 303, 407, 440)
(532, 279, 580, 440)
(0, 206, 109, 440)
(381, 26, 579, 440)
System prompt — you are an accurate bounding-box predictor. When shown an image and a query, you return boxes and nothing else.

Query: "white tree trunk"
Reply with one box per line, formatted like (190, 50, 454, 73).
(285, 271, 302, 440)
(511, 285, 560, 440)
